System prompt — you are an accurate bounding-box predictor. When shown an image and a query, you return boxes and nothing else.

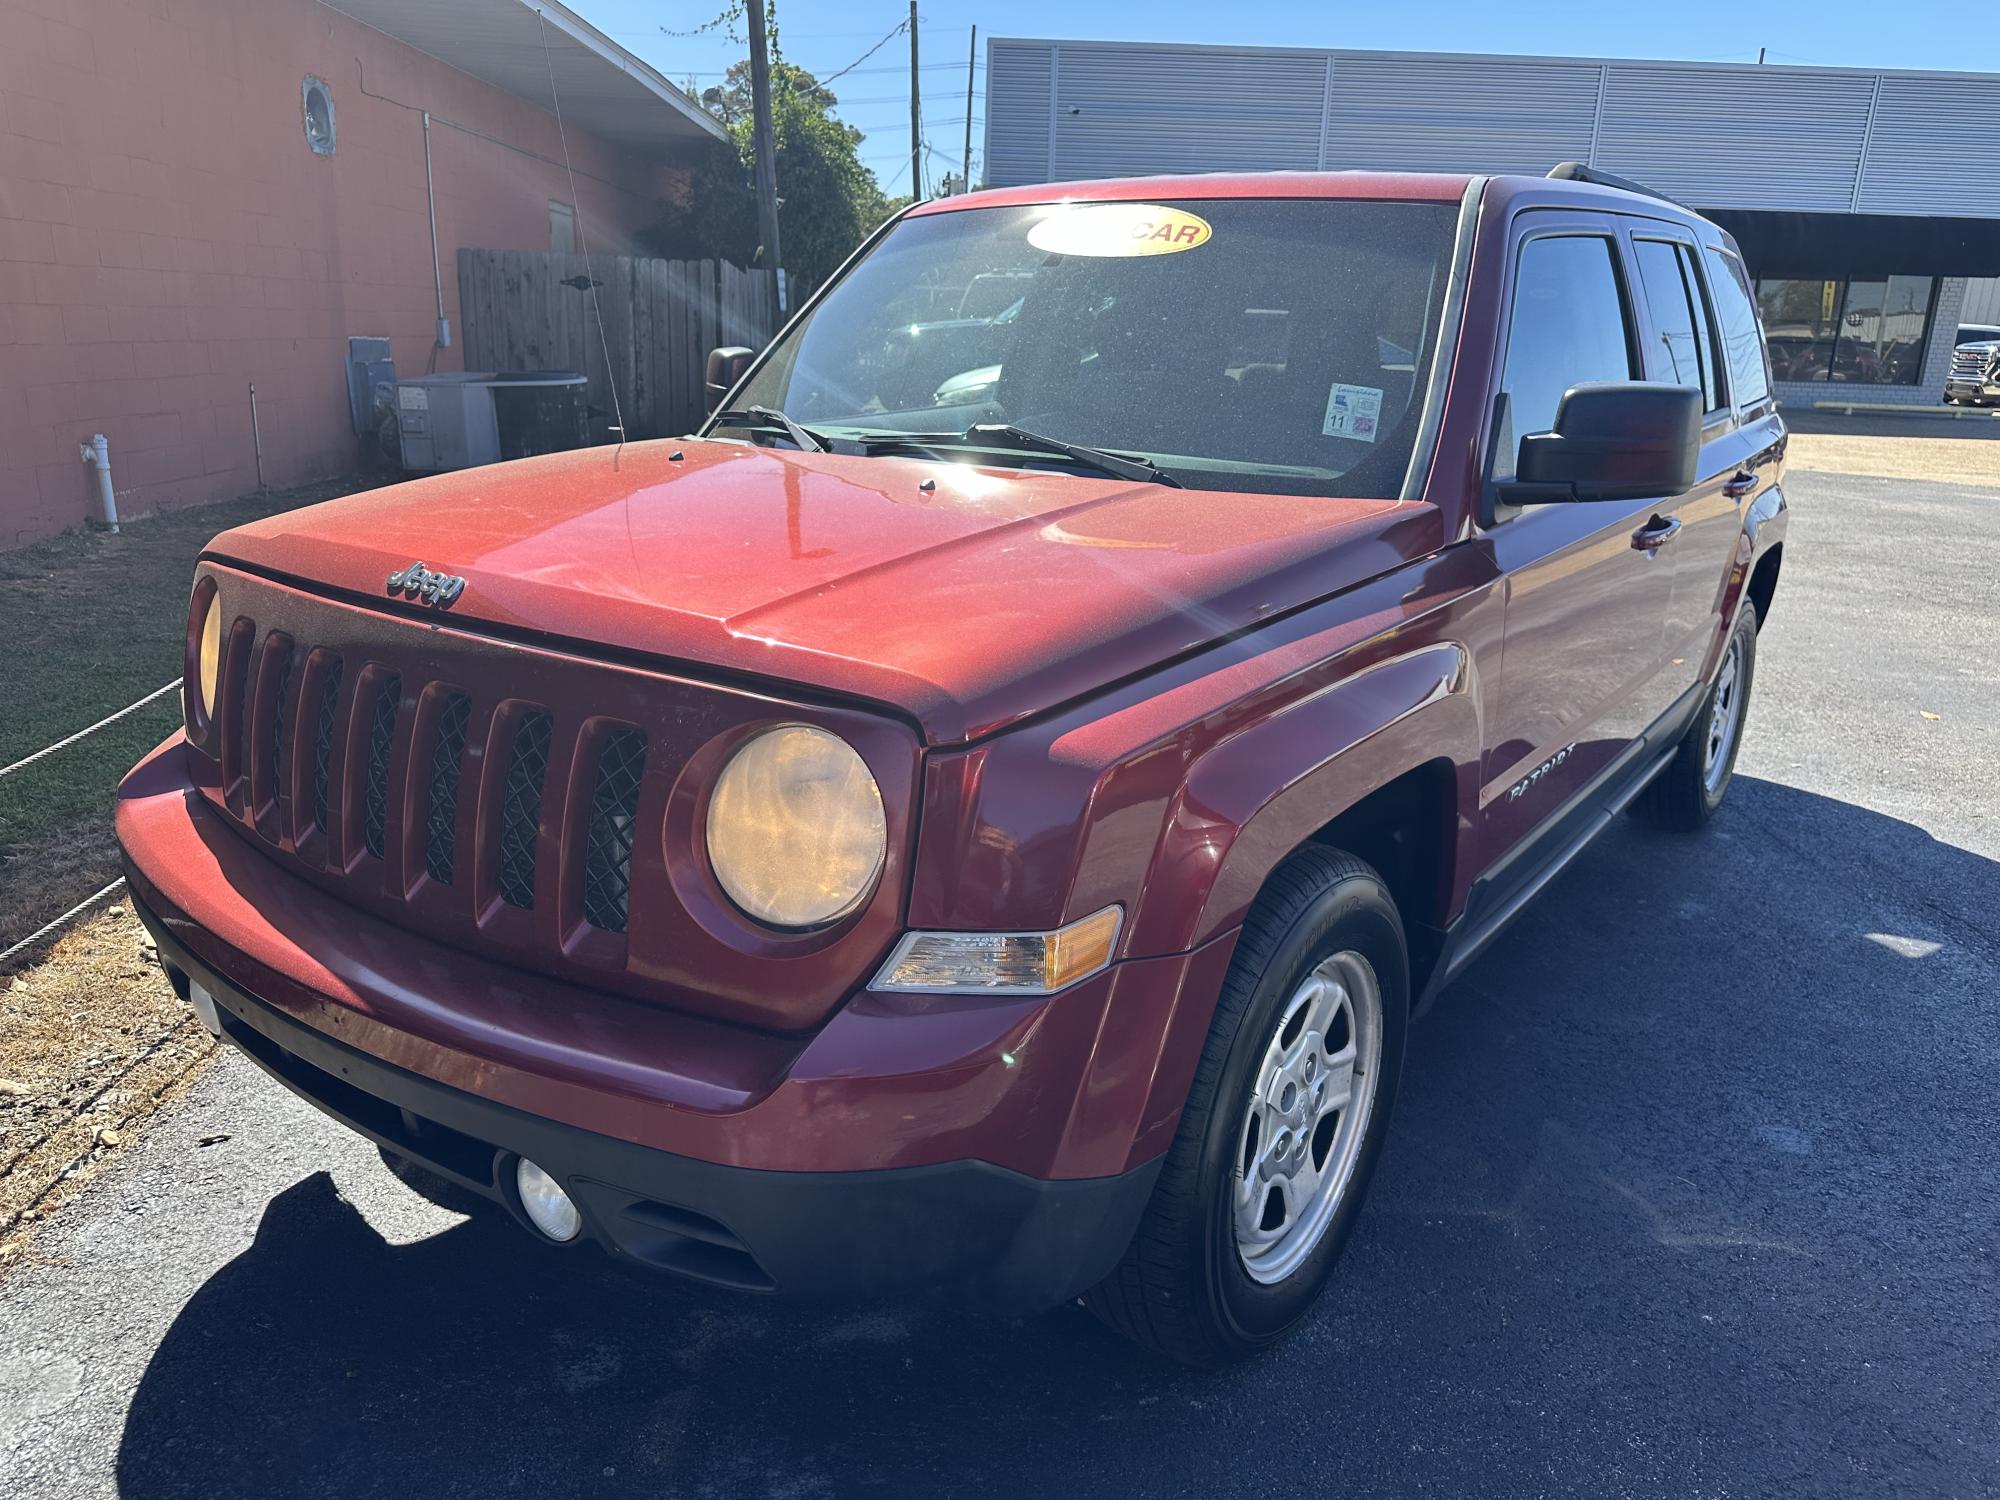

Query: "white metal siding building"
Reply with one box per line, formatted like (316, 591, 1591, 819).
(984, 39, 2000, 410)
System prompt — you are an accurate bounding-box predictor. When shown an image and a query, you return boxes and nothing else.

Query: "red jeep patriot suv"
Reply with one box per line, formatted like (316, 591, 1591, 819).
(118, 164, 1785, 1364)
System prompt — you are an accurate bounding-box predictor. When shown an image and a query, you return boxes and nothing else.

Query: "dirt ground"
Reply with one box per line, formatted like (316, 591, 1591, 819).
(1783, 404, 2000, 485)
(0, 900, 216, 1265)
(1787, 430, 2000, 485)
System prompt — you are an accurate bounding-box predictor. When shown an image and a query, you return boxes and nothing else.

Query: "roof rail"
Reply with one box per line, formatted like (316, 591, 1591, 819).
(1545, 161, 1693, 213)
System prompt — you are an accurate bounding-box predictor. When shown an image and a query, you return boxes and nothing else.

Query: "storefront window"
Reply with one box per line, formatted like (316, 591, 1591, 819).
(1756, 279, 1839, 384)
(1830, 276, 1933, 385)
(1756, 275, 1935, 386)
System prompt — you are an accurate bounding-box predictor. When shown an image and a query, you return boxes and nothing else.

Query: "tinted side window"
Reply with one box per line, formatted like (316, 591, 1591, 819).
(1678, 244, 1724, 410)
(1500, 235, 1635, 454)
(1633, 238, 1721, 412)
(1704, 247, 1770, 409)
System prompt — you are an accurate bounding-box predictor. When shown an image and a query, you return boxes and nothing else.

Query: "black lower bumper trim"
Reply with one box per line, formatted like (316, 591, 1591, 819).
(133, 891, 1160, 1314)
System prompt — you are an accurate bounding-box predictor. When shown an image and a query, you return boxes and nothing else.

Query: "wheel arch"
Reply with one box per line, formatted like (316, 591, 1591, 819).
(1746, 540, 1783, 627)
(1125, 641, 1479, 972)
(1074, 644, 1480, 1180)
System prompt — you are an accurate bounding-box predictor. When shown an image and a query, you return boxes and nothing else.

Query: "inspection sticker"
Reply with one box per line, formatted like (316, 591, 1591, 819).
(1321, 382, 1383, 442)
(1026, 203, 1213, 258)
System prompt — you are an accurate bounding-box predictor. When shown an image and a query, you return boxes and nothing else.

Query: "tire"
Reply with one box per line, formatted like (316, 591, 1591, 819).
(1632, 607, 1758, 831)
(1086, 845, 1409, 1365)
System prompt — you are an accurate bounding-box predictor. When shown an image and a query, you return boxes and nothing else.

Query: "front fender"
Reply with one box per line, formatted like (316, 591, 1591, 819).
(1132, 642, 1479, 956)
(906, 543, 1497, 948)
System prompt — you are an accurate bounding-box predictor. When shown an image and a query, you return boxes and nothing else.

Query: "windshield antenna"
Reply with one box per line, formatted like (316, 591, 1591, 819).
(537, 9, 627, 465)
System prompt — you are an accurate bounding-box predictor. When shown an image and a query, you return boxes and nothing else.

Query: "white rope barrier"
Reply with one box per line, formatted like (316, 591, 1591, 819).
(0, 678, 181, 782)
(0, 877, 128, 969)
(0, 678, 182, 961)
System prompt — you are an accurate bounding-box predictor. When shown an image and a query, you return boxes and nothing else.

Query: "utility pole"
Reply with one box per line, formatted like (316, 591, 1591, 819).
(962, 25, 976, 194)
(746, 0, 783, 316)
(908, 1, 922, 198)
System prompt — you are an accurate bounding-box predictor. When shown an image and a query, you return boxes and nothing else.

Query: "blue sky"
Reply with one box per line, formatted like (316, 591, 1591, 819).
(582, 1, 1983, 194)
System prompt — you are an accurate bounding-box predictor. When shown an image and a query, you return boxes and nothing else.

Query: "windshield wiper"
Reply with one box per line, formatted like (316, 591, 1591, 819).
(964, 423, 1182, 487)
(710, 405, 828, 453)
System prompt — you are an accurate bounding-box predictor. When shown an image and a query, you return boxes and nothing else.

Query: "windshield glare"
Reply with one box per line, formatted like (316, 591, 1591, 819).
(728, 197, 1458, 497)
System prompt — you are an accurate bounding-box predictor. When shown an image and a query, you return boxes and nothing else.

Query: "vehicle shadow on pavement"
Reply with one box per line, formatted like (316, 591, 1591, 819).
(112, 1170, 1186, 1499)
(112, 779, 2000, 1500)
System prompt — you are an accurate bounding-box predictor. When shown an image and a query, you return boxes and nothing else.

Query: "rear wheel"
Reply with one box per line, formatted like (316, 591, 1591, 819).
(1086, 846, 1408, 1365)
(1633, 607, 1757, 831)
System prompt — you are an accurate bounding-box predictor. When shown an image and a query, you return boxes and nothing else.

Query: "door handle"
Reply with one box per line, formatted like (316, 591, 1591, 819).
(1722, 471, 1758, 500)
(1630, 515, 1682, 552)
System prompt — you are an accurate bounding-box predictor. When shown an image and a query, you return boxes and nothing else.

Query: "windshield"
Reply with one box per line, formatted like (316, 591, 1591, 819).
(723, 198, 1458, 498)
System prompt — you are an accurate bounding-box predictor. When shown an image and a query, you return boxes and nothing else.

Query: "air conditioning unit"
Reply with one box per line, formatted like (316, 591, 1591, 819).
(395, 371, 590, 472)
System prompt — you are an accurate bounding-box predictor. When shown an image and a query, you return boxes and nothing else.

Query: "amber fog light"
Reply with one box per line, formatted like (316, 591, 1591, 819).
(705, 725, 887, 929)
(186, 583, 221, 729)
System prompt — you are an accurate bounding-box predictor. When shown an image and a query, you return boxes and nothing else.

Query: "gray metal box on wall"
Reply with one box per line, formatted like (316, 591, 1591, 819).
(396, 373, 502, 472)
(345, 336, 396, 435)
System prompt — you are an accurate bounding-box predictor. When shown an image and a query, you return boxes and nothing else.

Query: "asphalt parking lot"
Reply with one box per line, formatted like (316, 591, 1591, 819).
(3, 465, 1997, 1499)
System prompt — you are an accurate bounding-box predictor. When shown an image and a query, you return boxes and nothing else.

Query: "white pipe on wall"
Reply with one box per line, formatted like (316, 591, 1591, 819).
(78, 433, 118, 532)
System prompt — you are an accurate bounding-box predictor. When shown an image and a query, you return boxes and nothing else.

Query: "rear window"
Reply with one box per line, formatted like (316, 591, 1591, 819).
(1633, 238, 1723, 413)
(1703, 247, 1770, 409)
(730, 198, 1460, 498)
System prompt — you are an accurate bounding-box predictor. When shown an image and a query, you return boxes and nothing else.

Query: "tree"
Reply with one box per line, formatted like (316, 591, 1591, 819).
(651, 62, 892, 297)
(701, 60, 834, 128)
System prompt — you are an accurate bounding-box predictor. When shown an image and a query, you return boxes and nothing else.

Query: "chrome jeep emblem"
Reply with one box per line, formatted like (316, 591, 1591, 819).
(386, 561, 465, 609)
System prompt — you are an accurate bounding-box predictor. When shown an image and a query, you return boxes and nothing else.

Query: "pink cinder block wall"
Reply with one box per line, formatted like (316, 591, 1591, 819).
(0, 0, 688, 546)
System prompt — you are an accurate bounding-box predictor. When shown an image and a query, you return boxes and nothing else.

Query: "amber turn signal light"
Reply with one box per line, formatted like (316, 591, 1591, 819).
(871, 906, 1124, 996)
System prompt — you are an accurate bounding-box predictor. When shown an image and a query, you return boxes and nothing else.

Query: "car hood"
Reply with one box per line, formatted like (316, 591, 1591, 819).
(210, 440, 1437, 744)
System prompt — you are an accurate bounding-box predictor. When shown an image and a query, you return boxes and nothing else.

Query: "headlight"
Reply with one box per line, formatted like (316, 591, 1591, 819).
(188, 584, 222, 727)
(706, 725, 887, 928)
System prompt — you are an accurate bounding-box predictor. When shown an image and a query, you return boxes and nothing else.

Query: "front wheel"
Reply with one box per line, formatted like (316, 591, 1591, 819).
(1086, 846, 1408, 1365)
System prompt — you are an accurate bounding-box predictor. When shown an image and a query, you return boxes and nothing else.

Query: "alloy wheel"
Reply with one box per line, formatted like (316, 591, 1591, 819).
(1232, 950, 1383, 1285)
(1703, 632, 1747, 795)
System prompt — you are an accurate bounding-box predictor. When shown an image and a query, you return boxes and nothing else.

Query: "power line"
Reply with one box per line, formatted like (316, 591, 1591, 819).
(819, 16, 908, 86)
(672, 60, 974, 79)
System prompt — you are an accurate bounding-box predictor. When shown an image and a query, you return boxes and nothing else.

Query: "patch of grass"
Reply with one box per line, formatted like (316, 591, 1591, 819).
(0, 479, 371, 942)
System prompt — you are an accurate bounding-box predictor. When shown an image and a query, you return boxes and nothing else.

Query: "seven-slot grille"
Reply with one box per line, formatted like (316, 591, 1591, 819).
(212, 625, 649, 952)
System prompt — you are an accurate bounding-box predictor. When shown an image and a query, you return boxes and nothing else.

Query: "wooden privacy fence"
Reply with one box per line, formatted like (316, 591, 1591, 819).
(457, 249, 778, 441)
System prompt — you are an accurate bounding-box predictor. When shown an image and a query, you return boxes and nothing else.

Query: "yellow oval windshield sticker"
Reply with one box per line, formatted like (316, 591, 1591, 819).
(1026, 203, 1212, 258)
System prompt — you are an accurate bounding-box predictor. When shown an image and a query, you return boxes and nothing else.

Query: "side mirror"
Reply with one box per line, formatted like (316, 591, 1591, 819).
(1501, 382, 1700, 506)
(704, 346, 755, 412)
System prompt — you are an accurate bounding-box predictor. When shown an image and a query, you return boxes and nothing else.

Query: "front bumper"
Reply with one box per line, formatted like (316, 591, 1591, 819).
(1945, 379, 1999, 403)
(137, 888, 1160, 1310)
(117, 735, 1235, 1309)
